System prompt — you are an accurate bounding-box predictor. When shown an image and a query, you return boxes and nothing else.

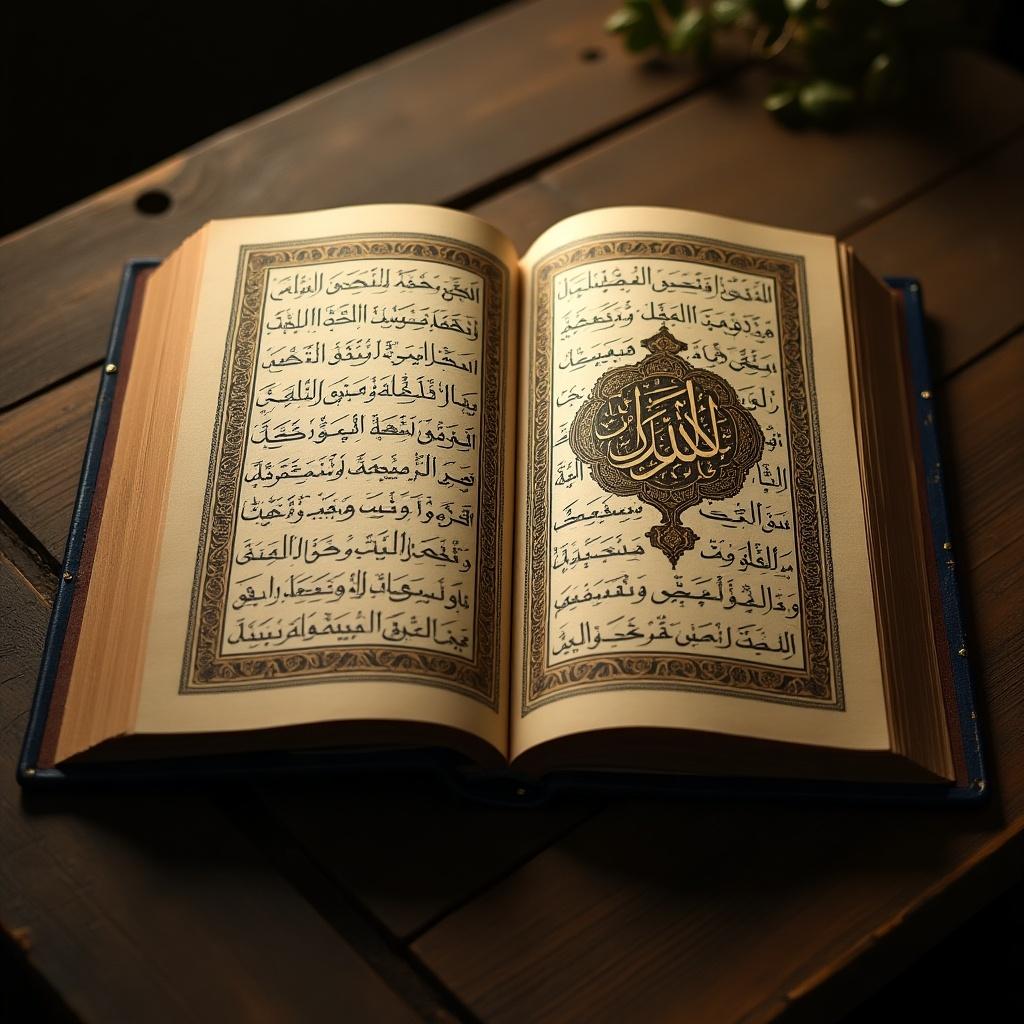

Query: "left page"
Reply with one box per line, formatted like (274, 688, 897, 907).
(130, 205, 518, 757)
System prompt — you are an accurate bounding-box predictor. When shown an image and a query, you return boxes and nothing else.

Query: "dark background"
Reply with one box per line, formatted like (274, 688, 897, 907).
(3, 1, 1023, 1020)
(4, 1, 1024, 236)
(3, 3, 508, 235)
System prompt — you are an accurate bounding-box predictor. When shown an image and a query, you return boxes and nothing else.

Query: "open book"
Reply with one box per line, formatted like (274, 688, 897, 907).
(21, 204, 983, 796)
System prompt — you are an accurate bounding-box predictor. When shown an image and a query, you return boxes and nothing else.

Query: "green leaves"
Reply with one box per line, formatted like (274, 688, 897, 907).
(798, 79, 856, 126)
(604, 1, 664, 53)
(762, 81, 802, 126)
(863, 51, 910, 105)
(710, 1, 746, 27)
(668, 8, 712, 61)
(605, 0, 717, 61)
(762, 76, 855, 129)
(604, 0, 986, 129)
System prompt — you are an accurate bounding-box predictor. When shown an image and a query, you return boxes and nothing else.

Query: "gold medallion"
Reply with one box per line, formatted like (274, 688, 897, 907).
(569, 326, 765, 567)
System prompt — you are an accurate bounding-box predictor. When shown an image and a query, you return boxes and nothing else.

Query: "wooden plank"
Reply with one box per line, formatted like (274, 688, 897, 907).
(8, 115, 1023, 567)
(260, 779, 598, 940)
(512, 53, 1024, 240)
(0, 0, 711, 410)
(474, 178, 575, 255)
(479, 54, 1024, 312)
(849, 138, 1024, 376)
(945, 332, 1024, 572)
(0, 554, 421, 1024)
(0, 371, 95, 562)
(410, 336, 1024, 1024)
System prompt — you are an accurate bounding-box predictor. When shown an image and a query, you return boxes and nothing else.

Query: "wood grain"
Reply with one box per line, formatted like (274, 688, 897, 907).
(0, 555, 421, 1024)
(0, 0, 713, 411)
(5, 104, 1024, 568)
(945, 332, 1024, 573)
(477, 58, 1024, 371)
(519, 53, 1024, 239)
(411, 336, 1024, 1024)
(849, 139, 1024, 376)
(260, 779, 599, 940)
(0, 371, 96, 563)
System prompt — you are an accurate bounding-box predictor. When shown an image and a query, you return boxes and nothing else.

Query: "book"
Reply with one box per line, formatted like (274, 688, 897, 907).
(19, 204, 984, 800)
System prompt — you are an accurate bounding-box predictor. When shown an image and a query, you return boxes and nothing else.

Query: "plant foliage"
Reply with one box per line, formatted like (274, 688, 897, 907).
(605, 0, 994, 127)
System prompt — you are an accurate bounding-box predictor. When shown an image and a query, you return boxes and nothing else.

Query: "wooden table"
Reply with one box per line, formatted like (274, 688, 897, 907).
(2, 2, 1022, 1020)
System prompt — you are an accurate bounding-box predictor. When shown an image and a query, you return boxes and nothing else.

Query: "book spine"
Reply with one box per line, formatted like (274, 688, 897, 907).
(17, 259, 160, 786)
(885, 276, 986, 801)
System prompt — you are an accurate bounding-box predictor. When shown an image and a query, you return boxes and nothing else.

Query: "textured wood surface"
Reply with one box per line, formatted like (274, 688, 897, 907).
(0, 556, 421, 1024)
(1, 2, 1021, 1021)
(0, 372, 96, 564)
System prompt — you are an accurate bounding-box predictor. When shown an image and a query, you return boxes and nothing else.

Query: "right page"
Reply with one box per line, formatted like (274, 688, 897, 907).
(511, 207, 889, 763)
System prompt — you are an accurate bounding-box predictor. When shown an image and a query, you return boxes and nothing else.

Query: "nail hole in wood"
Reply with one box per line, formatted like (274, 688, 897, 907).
(136, 190, 172, 215)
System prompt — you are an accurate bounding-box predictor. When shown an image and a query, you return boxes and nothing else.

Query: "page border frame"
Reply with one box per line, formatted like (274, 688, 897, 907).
(521, 232, 845, 716)
(180, 232, 509, 710)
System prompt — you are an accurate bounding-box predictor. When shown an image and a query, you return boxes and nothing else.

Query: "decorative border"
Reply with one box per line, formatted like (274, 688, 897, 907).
(181, 233, 509, 709)
(522, 232, 844, 715)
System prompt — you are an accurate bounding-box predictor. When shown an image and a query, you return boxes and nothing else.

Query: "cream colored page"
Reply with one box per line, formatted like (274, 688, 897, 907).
(134, 205, 517, 756)
(511, 207, 887, 760)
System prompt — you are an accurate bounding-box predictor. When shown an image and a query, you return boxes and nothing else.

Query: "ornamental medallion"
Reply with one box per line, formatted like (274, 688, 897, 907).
(568, 326, 765, 567)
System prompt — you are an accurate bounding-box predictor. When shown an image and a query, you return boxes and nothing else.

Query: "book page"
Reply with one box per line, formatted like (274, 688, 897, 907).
(133, 205, 518, 757)
(511, 207, 888, 762)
